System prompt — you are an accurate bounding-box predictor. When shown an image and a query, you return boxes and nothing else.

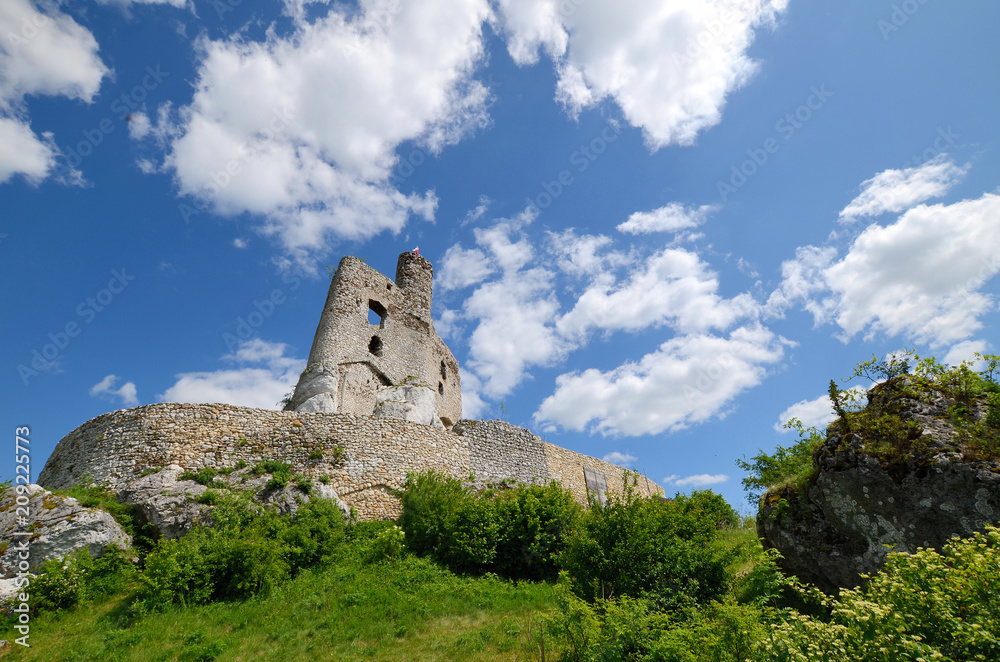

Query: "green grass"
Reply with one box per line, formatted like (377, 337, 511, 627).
(2, 555, 558, 661)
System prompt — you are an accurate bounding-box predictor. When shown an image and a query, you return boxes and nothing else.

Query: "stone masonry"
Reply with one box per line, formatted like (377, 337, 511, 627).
(38, 252, 663, 520)
(288, 253, 461, 427)
(38, 404, 663, 520)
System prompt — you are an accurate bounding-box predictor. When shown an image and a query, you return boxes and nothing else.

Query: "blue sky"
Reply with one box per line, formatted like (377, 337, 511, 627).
(2, 0, 999, 511)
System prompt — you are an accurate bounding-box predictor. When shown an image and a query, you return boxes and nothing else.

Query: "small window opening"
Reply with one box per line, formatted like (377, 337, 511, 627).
(368, 299, 386, 327)
(440, 360, 447, 380)
(438, 382, 444, 395)
(386, 283, 392, 291)
(369, 335, 383, 356)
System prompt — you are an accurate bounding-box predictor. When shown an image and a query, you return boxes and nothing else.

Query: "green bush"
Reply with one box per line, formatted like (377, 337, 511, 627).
(761, 525, 1000, 661)
(398, 471, 581, 580)
(138, 493, 347, 610)
(558, 485, 730, 608)
(31, 545, 136, 614)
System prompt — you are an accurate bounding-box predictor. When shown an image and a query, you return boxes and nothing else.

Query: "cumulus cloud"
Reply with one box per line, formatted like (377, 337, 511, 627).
(839, 155, 968, 223)
(665, 473, 729, 487)
(556, 247, 759, 341)
(159, 338, 304, 409)
(535, 324, 787, 436)
(437, 244, 495, 290)
(777, 192, 1000, 347)
(494, 0, 789, 149)
(943, 339, 988, 368)
(444, 205, 788, 436)
(90, 374, 139, 406)
(0, 0, 109, 184)
(617, 202, 719, 234)
(602, 451, 637, 467)
(144, 0, 491, 259)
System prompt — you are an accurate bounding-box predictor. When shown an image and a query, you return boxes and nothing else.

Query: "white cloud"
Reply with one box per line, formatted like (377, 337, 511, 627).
(127, 111, 152, 140)
(0, 116, 54, 183)
(159, 339, 304, 409)
(0, 0, 109, 184)
(663, 473, 729, 487)
(774, 393, 835, 432)
(546, 229, 619, 278)
(90, 374, 139, 407)
(233, 237, 249, 249)
(148, 0, 491, 259)
(535, 324, 788, 436)
(617, 202, 718, 234)
(943, 339, 987, 368)
(460, 194, 491, 226)
(839, 155, 968, 223)
(821, 193, 1000, 347)
(495, 0, 789, 149)
(602, 451, 637, 466)
(437, 244, 495, 290)
(556, 247, 759, 341)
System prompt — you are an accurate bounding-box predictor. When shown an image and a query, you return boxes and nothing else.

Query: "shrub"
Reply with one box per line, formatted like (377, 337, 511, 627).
(761, 525, 1000, 661)
(558, 484, 730, 608)
(399, 471, 580, 580)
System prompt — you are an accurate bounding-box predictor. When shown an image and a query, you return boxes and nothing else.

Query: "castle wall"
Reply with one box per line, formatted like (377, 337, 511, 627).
(38, 404, 662, 520)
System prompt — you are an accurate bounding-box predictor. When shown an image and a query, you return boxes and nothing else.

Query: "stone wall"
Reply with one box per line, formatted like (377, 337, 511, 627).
(39, 404, 662, 520)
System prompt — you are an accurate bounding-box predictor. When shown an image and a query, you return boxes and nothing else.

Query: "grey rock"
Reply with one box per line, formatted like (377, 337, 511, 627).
(0, 485, 131, 578)
(116, 465, 210, 540)
(373, 383, 444, 429)
(759, 382, 1000, 593)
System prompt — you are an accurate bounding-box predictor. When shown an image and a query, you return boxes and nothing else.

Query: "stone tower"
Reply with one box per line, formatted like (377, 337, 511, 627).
(287, 252, 461, 428)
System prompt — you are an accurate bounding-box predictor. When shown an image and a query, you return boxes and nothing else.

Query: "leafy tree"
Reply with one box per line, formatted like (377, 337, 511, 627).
(736, 419, 823, 505)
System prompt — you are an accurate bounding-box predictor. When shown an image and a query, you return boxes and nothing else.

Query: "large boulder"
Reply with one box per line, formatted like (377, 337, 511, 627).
(373, 382, 444, 429)
(117, 465, 352, 539)
(116, 465, 211, 540)
(0, 485, 131, 577)
(759, 379, 1000, 593)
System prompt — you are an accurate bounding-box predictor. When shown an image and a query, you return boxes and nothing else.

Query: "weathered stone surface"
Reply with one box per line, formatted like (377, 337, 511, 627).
(374, 383, 444, 429)
(288, 253, 462, 426)
(759, 383, 1000, 594)
(0, 485, 131, 578)
(39, 404, 663, 521)
(116, 465, 210, 540)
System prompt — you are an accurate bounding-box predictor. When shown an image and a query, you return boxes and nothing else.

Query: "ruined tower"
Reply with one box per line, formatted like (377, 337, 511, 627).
(287, 252, 461, 427)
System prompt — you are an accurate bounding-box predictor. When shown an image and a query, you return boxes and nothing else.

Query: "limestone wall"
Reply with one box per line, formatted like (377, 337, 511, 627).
(38, 404, 663, 520)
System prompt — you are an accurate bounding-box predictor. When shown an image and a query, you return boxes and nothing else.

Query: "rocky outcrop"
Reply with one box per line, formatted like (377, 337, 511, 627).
(115, 465, 211, 540)
(0, 485, 131, 578)
(117, 465, 352, 540)
(759, 379, 1000, 593)
(373, 382, 445, 429)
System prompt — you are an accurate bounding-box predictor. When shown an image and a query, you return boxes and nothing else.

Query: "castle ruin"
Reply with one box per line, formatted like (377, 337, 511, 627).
(38, 252, 664, 520)
(288, 252, 460, 428)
